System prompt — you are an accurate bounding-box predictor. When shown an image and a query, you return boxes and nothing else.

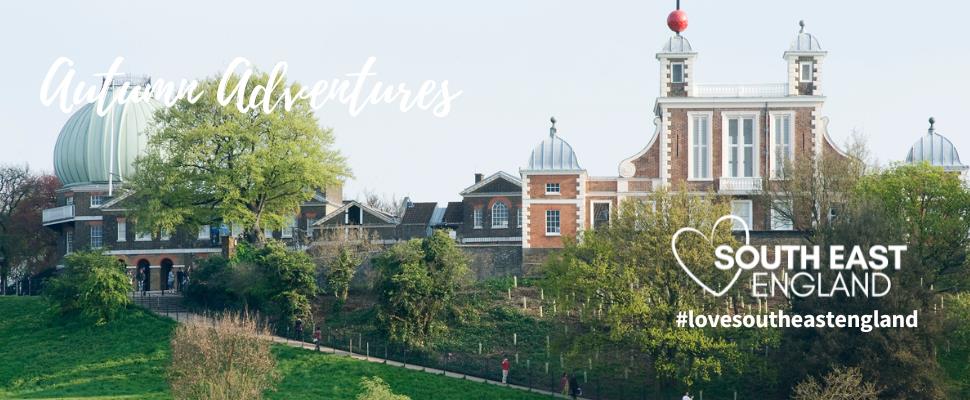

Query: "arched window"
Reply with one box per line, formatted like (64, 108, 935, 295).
(492, 202, 509, 228)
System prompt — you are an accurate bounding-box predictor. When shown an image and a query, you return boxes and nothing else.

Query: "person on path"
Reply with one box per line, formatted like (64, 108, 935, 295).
(569, 375, 579, 399)
(682, 392, 693, 400)
(312, 326, 322, 351)
(167, 270, 175, 294)
(560, 372, 569, 396)
(501, 357, 510, 384)
(294, 319, 304, 342)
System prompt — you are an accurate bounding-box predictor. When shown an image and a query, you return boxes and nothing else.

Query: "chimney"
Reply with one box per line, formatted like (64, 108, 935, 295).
(474, 173, 484, 183)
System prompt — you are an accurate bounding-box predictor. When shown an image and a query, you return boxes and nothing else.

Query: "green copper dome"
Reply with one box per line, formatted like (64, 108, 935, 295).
(53, 93, 162, 187)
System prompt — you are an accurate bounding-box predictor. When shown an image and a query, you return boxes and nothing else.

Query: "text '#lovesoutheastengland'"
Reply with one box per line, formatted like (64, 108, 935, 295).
(675, 310, 918, 333)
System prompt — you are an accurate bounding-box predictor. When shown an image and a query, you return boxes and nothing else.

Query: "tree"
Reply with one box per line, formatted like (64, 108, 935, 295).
(44, 251, 131, 324)
(237, 241, 318, 325)
(310, 229, 378, 302)
(373, 230, 469, 347)
(0, 165, 58, 294)
(542, 189, 760, 395)
(126, 73, 351, 244)
(356, 377, 410, 400)
(168, 312, 279, 400)
(360, 189, 403, 216)
(791, 366, 879, 400)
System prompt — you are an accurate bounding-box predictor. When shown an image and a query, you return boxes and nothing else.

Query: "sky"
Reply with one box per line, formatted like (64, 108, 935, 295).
(1, 1, 968, 204)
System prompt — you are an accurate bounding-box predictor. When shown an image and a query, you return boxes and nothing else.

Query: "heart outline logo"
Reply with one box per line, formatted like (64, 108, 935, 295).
(671, 215, 750, 297)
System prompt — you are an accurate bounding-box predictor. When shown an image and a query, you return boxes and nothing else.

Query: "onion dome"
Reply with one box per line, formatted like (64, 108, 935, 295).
(53, 79, 162, 187)
(905, 118, 968, 172)
(787, 20, 825, 54)
(524, 117, 582, 172)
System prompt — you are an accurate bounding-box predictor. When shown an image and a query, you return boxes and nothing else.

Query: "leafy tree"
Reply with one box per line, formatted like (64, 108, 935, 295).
(168, 312, 279, 400)
(542, 189, 756, 395)
(310, 229, 378, 302)
(791, 366, 879, 400)
(0, 165, 58, 294)
(238, 241, 317, 324)
(126, 73, 350, 243)
(781, 163, 968, 399)
(44, 251, 131, 324)
(356, 377, 410, 400)
(373, 230, 469, 347)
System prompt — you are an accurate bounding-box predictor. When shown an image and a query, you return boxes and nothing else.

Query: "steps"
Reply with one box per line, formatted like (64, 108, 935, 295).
(130, 292, 187, 313)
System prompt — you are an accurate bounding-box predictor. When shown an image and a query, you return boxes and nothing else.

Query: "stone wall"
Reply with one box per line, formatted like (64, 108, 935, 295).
(459, 244, 523, 280)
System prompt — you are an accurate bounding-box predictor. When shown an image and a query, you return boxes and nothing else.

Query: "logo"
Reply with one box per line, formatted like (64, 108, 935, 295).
(672, 215, 907, 298)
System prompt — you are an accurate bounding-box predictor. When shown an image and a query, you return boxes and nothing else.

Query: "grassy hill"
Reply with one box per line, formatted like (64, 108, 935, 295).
(0, 297, 549, 399)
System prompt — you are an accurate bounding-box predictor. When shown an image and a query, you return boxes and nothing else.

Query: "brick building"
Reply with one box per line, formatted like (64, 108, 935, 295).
(521, 21, 849, 262)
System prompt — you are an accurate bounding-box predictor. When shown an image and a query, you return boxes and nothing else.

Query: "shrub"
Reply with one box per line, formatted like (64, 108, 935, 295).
(791, 366, 879, 400)
(44, 251, 130, 324)
(356, 376, 410, 400)
(168, 312, 279, 400)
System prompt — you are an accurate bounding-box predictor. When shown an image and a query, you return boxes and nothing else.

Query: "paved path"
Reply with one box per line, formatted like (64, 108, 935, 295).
(156, 311, 585, 399)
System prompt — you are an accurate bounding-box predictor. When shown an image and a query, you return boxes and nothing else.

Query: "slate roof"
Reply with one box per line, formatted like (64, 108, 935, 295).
(441, 202, 463, 226)
(400, 202, 438, 225)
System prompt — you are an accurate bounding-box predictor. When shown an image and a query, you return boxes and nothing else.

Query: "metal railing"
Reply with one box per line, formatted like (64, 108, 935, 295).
(693, 83, 787, 98)
(42, 204, 75, 225)
(719, 177, 763, 193)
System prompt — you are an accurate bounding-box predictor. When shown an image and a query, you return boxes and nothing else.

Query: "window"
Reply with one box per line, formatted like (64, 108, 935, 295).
(66, 196, 74, 205)
(198, 225, 211, 240)
(90, 225, 103, 249)
(671, 62, 685, 84)
(135, 223, 151, 241)
(592, 202, 611, 229)
(473, 208, 483, 229)
(263, 224, 273, 239)
(65, 231, 73, 254)
(688, 113, 711, 180)
(117, 219, 126, 242)
(160, 229, 171, 241)
(771, 200, 794, 231)
(771, 114, 794, 178)
(281, 217, 295, 238)
(517, 208, 523, 228)
(725, 116, 757, 178)
(491, 202, 509, 228)
(730, 200, 753, 231)
(306, 218, 314, 239)
(545, 183, 561, 194)
(545, 210, 561, 235)
(799, 61, 813, 83)
(90, 195, 107, 207)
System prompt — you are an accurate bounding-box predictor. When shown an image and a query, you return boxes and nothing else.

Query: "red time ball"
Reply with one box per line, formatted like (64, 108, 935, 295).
(667, 9, 688, 34)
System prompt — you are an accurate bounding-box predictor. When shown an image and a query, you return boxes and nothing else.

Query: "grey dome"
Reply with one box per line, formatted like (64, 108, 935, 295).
(53, 86, 162, 187)
(525, 120, 582, 172)
(787, 21, 824, 53)
(660, 35, 694, 54)
(905, 121, 967, 172)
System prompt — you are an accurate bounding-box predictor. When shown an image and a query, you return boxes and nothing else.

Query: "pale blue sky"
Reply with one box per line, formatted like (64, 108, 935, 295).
(1, 1, 968, 202)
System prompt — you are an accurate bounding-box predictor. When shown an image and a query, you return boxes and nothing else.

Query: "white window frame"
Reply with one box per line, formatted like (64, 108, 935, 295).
(545, 209, 561, 236)
(769, 112, 795, 179)
(65, 230, 73, 254)
(198, 225, 211, 240)
(473, 208, 483, 229)
(591, 200, 612, 229)
(491, 202, 509, 228)
(687, 111, 713, 181)
(135, 223, 152, 242)
(671, 62, 685, 84)
(66, 196, 74, 205)
(730, 200, 753, 231)
(545, 183, 561, 195)
(517, 208, 523, 228)
(799, 61, 813, 83)
(90, 224, 103, 249)
(160, 229, 171, 241)
(90, 195, 106, 207)
(116, 219, 126, 242)
(721, 113, 761, 179)
(771, 200, 794, 231)
(281, 217, 295, 238)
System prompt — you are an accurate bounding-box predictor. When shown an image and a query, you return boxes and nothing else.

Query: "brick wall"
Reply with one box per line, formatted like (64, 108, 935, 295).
(527, 203, 577, 248)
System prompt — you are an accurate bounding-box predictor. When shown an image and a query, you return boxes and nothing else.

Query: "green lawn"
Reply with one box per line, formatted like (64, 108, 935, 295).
(0, 297, 550, 399)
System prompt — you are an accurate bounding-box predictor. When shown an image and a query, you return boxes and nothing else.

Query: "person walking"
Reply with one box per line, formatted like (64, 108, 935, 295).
(166, 270, 175, 294)
(569, 374, 579, 399)
(312, 326, 322, 351)
(560, 372, 570, 396)
(294, 319, 304, 342)
(501, 357, 510, 384)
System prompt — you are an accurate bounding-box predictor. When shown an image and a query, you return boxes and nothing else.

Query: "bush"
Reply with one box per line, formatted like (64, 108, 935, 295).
(356, 376, 410, 400)
(168, 312, 279, 400)
(791, 366, 879, 400)
(44, 251, 130, 324)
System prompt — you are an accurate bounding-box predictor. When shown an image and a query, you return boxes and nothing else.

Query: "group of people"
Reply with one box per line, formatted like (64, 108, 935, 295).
(558, 372, 582, 398)
(293, 319, 324, 352)
(131, 268, 189, 294)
